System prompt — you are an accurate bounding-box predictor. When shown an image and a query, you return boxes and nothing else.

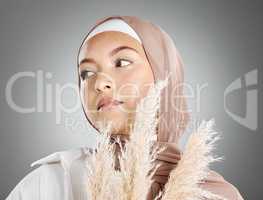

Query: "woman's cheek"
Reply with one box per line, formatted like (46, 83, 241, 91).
(120, 100, 137, 114)
(118, 79, 150, 113)
(81, 85, 96, 118)
(116, 77, 140, 102)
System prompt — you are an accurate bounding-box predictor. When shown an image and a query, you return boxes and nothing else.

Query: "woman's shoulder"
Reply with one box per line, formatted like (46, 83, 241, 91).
(6, 162, 64, 200)
(6, 146, 93, 200)
(28, 147, 93, 169)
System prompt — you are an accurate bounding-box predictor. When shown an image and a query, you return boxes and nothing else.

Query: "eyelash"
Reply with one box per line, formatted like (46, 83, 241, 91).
(80, 70, 94, 81)
(115, 58, 133, 68)
(80, 59, 133, 80)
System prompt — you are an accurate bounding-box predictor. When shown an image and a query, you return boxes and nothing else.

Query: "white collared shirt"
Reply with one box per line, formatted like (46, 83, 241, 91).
(6, 147, 93, 200)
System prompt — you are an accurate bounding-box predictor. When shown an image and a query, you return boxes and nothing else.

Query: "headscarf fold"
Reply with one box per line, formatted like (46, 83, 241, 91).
(78, 15, 244, 200)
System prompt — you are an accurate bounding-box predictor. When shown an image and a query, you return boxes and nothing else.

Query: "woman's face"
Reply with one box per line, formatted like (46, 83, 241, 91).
(78, 31, 154, 136)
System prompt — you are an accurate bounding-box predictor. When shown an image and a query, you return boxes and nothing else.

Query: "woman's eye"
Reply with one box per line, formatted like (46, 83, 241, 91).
(80, 70, 95, 80)
(115, 59, 132, 68)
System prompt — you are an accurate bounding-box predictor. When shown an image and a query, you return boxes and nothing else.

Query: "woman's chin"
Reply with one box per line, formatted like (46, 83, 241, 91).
(96, 110, 125, 122)
(89, 104, 135, 135)
(93, 114, 124, 130)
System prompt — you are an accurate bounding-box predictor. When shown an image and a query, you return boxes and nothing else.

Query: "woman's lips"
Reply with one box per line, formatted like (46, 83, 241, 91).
(97, 97, 124, 111)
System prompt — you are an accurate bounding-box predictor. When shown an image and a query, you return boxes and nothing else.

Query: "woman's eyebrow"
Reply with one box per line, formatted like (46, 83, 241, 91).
(109, 46, 139, 56)
(79, 46, 139, 66)
(79, 58, 96, 66)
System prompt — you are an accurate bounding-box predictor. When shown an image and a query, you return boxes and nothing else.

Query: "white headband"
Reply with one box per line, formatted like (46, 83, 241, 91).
(85, 18, 142, 43)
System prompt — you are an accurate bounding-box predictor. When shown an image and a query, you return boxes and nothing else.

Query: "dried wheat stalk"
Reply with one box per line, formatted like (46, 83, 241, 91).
(85, 74, 226, 200)
(161, 119, 227, 200)
(85, 124, 119, 200)
(116, 77, 169, 200)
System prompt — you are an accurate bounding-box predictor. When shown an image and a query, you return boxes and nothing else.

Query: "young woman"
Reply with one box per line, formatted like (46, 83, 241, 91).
(6, 15, 244, 200)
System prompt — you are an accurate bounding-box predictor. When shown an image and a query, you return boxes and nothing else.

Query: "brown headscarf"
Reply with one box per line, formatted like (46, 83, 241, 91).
(77, 15, 244, 200)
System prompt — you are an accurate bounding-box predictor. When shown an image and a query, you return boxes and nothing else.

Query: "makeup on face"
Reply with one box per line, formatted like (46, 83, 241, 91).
(77, 19, 155, 135)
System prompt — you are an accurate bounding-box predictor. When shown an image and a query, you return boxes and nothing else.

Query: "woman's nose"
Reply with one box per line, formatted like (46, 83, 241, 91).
(94, 74, 113, 93)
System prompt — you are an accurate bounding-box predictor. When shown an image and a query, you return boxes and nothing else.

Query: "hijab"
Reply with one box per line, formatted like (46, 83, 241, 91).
(77, 15, 244, 200)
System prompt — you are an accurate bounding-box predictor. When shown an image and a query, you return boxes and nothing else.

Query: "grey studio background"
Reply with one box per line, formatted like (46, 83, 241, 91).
(0, 0, 262, 199)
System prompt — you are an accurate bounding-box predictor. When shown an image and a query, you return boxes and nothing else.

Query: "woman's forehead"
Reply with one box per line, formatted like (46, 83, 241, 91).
(78, 31, 144, 62)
